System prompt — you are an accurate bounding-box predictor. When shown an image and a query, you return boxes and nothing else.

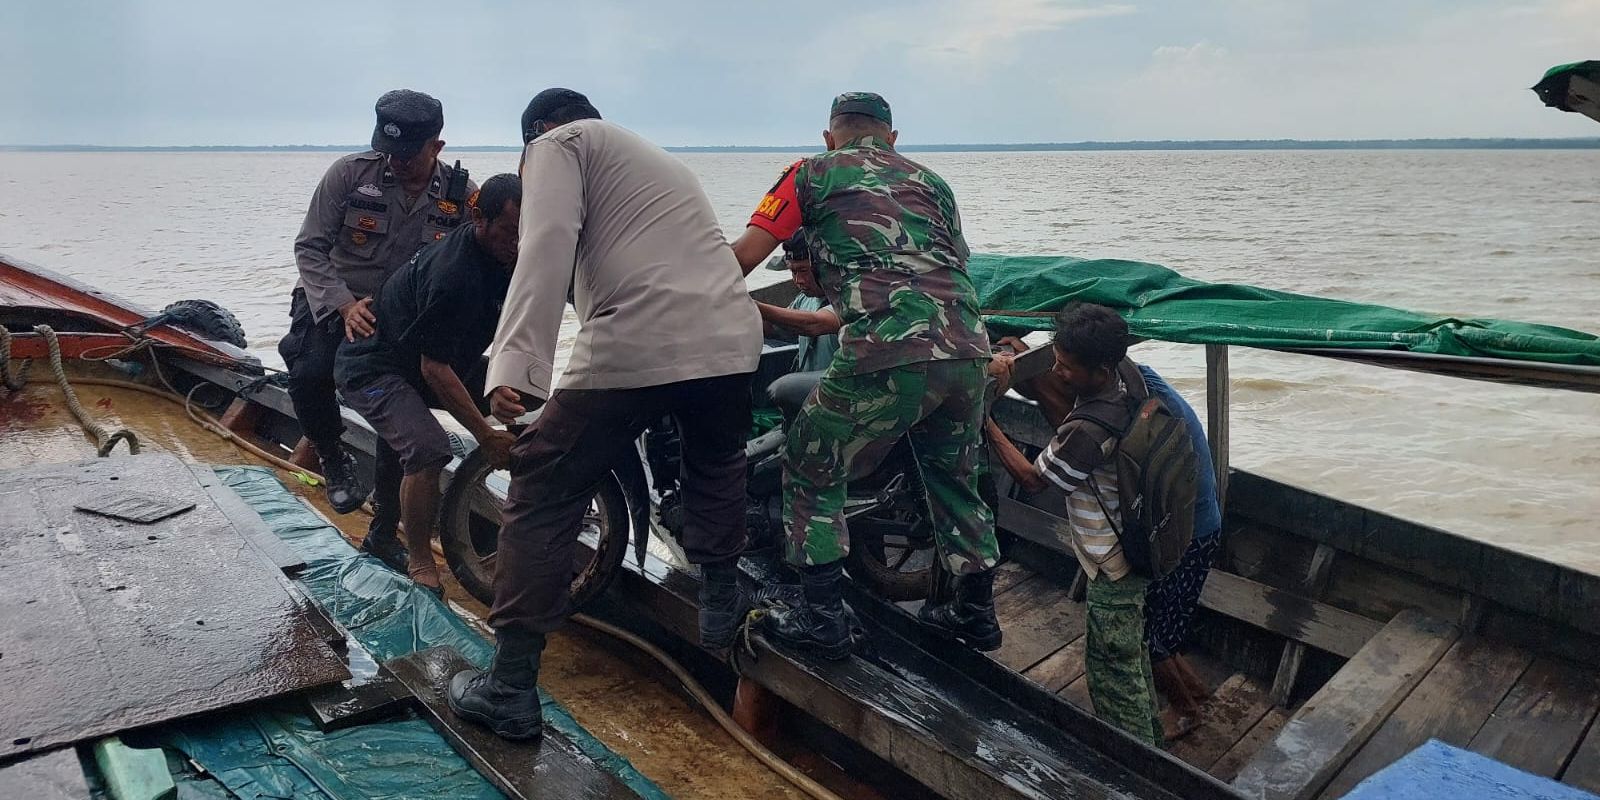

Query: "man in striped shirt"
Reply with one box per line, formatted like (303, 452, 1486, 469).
(984, 304, 1162, 746)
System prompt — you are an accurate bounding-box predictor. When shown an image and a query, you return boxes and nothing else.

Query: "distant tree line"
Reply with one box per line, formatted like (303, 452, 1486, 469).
(5, 138, 1600, 153)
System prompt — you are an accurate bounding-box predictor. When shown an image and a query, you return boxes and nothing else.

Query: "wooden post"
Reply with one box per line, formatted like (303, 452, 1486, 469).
(1205, 344, 1231, 515)
(730, 676, 781, 744)
(1269, 543, 1337, 706)
(288, 436, 321, 471)
(217, 397, 263, 435)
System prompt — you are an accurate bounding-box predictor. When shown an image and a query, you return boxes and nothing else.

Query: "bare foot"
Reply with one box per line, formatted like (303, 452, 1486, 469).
(407, 565, 445, 597)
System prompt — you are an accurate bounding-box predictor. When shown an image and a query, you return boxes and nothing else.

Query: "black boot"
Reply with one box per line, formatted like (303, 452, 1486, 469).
(447, 630, 546, 741)
(360, 518, 408, 573)
(320, 446, 369, 514)
(918, 568, 1002, 651)
(762, 562, 853, 660)
(699, 560, 751, 650)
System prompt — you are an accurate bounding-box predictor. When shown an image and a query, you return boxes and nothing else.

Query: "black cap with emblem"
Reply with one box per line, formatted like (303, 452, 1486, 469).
(372, 89, 444, 159)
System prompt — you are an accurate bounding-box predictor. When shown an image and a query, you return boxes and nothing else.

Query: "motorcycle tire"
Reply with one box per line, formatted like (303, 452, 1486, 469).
(846, 531, 933, 602)
(439, 447, 631, 610)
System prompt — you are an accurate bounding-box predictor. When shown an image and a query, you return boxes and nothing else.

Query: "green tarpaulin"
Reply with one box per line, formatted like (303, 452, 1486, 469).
(968, 255, 1600, 367)
(1533, 60, 1600, 122)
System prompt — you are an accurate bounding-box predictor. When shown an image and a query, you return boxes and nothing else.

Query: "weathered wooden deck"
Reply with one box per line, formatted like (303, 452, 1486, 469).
(984, 559, 1600, 800)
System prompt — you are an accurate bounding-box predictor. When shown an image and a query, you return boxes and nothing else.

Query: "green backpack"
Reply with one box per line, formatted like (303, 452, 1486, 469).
(1067, 391, 1198, 580)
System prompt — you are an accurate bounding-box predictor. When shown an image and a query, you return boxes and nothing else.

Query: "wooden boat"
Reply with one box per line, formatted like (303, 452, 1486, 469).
(6, 250, 1600, 800)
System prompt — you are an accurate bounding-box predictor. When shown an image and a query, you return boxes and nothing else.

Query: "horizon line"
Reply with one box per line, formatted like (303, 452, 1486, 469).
(4, 136, 1600, 153)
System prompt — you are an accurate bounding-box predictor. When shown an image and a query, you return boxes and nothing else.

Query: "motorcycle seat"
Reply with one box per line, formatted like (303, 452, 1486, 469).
(767, 370, 825, 425)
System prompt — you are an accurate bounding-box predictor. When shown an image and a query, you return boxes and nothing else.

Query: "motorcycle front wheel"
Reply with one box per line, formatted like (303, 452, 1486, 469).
(438, 447, 631, 610)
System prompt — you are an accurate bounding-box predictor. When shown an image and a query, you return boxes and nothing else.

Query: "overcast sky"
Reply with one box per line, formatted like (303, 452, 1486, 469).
(4, 0, 1598, 146)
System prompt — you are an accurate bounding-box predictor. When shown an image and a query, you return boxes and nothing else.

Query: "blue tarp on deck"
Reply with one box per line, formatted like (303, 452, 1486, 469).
(1341, 740, 1598, 800)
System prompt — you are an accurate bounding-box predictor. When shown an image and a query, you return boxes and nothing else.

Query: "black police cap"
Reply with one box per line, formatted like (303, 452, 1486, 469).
(521, 88, 598, 143)
(372, 89, 443, 159)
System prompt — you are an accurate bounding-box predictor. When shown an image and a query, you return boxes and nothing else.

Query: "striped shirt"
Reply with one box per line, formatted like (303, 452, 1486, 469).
(1032, 376, 1133, 581)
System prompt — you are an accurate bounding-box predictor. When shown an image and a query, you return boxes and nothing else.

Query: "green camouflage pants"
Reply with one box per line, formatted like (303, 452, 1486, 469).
(1085, 571, 1163, 747)
(782, 358, 999, 574)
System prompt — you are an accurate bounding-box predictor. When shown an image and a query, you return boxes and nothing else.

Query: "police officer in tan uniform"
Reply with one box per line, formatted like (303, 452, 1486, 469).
(280, 89, 475, 567)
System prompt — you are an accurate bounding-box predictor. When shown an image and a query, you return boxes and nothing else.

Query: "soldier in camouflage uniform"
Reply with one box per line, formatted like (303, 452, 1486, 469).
(730, 92, 1003, 659)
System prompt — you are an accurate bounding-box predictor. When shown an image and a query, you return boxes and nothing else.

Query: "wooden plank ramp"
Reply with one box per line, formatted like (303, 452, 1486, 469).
(605, 548, 1226, 800)
(387, 647, 642, 800)
(1317, 636, 1533, 799)
(1231, 609, 1460, 800)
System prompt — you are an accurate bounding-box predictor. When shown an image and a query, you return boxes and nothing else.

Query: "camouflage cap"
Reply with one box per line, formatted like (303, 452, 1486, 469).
(830, 92, 892, 126)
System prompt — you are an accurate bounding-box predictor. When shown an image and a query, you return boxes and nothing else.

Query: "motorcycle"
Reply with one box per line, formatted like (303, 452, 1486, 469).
(437, 342, 940, 610)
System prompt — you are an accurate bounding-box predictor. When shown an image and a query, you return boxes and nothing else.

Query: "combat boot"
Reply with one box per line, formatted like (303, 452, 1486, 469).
(762, 561, 853, 660)
(918, 568, 1003, 651)
(699, 559, 752, 650)
(447, 630, 546, 741)
(320, 446, 369, 514)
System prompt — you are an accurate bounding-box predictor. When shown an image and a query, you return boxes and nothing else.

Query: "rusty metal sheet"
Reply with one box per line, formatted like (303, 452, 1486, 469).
(386, 647, 641, 800)
(0, 455, 349, 760)
(73, 488, 196, 524)
(0, 748, 92, 800)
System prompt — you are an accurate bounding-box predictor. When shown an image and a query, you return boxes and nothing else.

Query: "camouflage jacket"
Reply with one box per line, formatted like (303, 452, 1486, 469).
(794, 137, 990, 376)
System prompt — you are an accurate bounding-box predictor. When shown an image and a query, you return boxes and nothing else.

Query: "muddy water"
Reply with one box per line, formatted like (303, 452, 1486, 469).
(1, 149, 1597, 573)
(0, 381, 877, 799)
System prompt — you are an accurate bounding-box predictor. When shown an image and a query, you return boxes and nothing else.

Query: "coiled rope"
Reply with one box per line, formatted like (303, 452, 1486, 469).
(0, 326, 33, 392)
(4, 325, 141, 456)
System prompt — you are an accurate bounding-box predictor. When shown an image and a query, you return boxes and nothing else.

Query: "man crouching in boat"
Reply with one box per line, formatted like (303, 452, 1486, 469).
(985, 304, 1220, 746)
(728, 92, 1003, 659)
(282, 89, 476, 565)
(448, 89, 761, 740)
(333, 175, 523, 596)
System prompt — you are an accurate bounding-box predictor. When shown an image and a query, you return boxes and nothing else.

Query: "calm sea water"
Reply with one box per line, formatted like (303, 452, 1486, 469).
(2, 149, 1597, 572)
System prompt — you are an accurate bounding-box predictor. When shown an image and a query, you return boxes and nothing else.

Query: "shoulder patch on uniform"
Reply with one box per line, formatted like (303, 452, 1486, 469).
(766, 160, 802, 194)
(351, 231, 369, 246)
(357, 184, 383, 197)
(358, 216, 379, 231)
(754, 194, 788, 221)
(436, 199, 459, 216)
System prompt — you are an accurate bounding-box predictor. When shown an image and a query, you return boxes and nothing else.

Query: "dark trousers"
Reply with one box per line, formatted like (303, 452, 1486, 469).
(360, 360, 490, 536)
(277, 289, 346, 457)
(489, 373, 753, 635)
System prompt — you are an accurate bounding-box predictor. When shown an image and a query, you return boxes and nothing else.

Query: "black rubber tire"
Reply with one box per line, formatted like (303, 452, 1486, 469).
(847, 527, 934, 602)
(158, 299, 248, 349)
(438, 448, 631, 611)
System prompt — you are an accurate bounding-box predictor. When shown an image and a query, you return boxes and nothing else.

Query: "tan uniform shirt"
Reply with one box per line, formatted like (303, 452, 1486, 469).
(293, 151, 476, 321)
(487, 119, 762, 400)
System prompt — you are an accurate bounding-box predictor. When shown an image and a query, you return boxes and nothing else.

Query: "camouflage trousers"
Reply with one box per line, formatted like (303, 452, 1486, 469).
(1085, 571, 1163, 747)
(782, 358, 999, 574)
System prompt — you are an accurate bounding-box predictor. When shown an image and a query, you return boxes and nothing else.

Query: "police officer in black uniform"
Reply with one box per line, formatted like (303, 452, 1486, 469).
(280, 89, 475, 567)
